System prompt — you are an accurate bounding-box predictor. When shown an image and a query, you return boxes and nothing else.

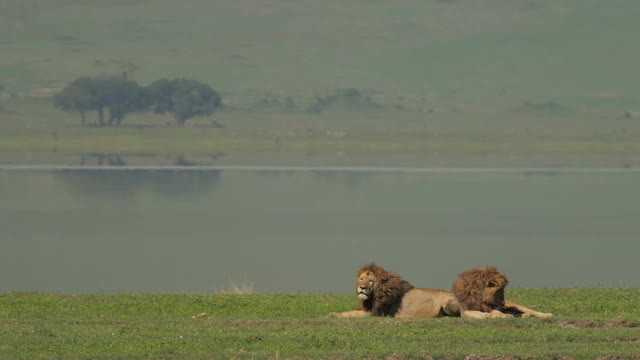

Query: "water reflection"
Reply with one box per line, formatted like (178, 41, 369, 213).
(55, 169, 222, 203)
(311, 170, 374, 185)
(1, 168, 639, 293)
(75, 153, 227, 167)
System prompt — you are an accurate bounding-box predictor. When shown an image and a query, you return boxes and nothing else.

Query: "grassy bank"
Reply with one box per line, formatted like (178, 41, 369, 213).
(2, 97, 639, 168)
(1, 289, 639, 359)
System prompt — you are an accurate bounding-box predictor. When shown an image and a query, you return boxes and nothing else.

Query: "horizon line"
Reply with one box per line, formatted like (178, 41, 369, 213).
(0, 165, 638, 173)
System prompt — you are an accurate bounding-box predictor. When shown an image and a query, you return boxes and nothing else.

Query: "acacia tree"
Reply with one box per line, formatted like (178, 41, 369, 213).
(147, 79, 222, 126)
(53, 77, 220, 127)
(53, 78, 100, 125)
(53, 78, 148, 126)
(99, 80, 149, 126)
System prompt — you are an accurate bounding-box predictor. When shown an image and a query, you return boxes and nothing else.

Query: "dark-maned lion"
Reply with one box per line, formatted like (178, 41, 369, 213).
(329, 263, 461, 318)
(452, 266, 554, 319)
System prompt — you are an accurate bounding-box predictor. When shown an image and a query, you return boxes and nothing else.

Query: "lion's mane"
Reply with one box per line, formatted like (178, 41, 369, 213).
(452, 266, 524, 316)
(357, 263, 415, 316)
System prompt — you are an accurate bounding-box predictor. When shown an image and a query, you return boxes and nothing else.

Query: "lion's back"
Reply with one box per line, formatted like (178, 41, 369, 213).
(396, 288, 461, 318)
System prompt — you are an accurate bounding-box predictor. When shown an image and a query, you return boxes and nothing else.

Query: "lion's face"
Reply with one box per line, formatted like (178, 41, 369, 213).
(482, 280, 506, 310)
(356, 270, 376, 300)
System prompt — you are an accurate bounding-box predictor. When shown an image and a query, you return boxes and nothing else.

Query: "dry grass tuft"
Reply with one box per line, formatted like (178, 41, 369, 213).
(215, 281, 256, 295)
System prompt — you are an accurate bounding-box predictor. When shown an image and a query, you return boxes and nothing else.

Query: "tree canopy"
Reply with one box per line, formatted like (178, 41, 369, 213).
(148, 79, 222, 126)
(53, 77, 221, 127)
(53, 78, 100, 125)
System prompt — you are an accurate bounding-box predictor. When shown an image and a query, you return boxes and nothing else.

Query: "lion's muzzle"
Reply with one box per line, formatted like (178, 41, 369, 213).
(357, 286, 370, 300)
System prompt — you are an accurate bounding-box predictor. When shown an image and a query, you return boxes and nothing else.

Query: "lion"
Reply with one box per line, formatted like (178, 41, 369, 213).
(329, 263, 461, 318)
(452, 266, 554, 319)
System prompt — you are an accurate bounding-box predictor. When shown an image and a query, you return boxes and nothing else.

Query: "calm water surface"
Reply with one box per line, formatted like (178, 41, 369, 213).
(1, 167, 639, 293)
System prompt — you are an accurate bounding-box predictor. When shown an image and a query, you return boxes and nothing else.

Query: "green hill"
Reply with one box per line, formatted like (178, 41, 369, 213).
(1, 0, 639, 166)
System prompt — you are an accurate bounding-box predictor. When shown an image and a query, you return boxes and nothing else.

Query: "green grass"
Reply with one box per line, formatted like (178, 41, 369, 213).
(1, 289, 639, 359)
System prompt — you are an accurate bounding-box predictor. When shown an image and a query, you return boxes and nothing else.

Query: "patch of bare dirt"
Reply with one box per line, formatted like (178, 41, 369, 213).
(557, 320, 640, 329)
(463, 356, 575, 360)
(611, 338, 640, 344)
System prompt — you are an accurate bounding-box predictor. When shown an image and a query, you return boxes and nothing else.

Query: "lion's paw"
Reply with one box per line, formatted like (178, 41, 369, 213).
(490, 310, 513, 319)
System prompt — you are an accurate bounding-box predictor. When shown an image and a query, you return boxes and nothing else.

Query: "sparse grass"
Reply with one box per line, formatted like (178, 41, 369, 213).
(1, 289, 639, 359)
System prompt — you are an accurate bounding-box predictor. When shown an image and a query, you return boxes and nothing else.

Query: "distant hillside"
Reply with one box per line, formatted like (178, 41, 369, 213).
(1, 0, 639, 113)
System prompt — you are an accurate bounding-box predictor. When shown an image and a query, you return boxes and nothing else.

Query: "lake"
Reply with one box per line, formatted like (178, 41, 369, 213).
(1, 166, 639, 293)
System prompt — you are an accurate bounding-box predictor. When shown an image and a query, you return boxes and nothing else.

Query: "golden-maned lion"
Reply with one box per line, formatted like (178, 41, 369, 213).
(329, 263, 461, 318)
(452, 266, 554, 319)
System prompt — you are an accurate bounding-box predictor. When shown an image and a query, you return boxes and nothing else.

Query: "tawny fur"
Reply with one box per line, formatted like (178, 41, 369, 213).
(357, 263, 415, 316)
(329, 263, 460, 318)
(331, 264, 552, 319)
(452, 266, 524, 317)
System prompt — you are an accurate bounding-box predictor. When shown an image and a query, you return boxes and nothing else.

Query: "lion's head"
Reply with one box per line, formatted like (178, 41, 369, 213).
(355, 263, 414, 316)
(452, 266, 513, 314)
(356, 266, 377, 301)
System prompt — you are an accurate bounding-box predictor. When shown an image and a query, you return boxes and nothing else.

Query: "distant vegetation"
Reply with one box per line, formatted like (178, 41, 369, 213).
(53, 77, 221, 127)
(308, 88, 381, 113)
(146, 79, 222, 126)
(519, 100, 568, 114)
(251, 93, 297, 111)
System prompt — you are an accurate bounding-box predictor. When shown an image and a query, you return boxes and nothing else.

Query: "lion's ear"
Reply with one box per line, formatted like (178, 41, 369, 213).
(487, 281, 498, 288)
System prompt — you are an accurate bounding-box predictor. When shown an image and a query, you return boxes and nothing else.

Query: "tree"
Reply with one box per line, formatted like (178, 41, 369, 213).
(53, 78, 99, 125)
(148, 79, 221, 126)
(53, 77, 220, 127)
(53, 78, 148, 126)
(98, 79, 149, 126)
